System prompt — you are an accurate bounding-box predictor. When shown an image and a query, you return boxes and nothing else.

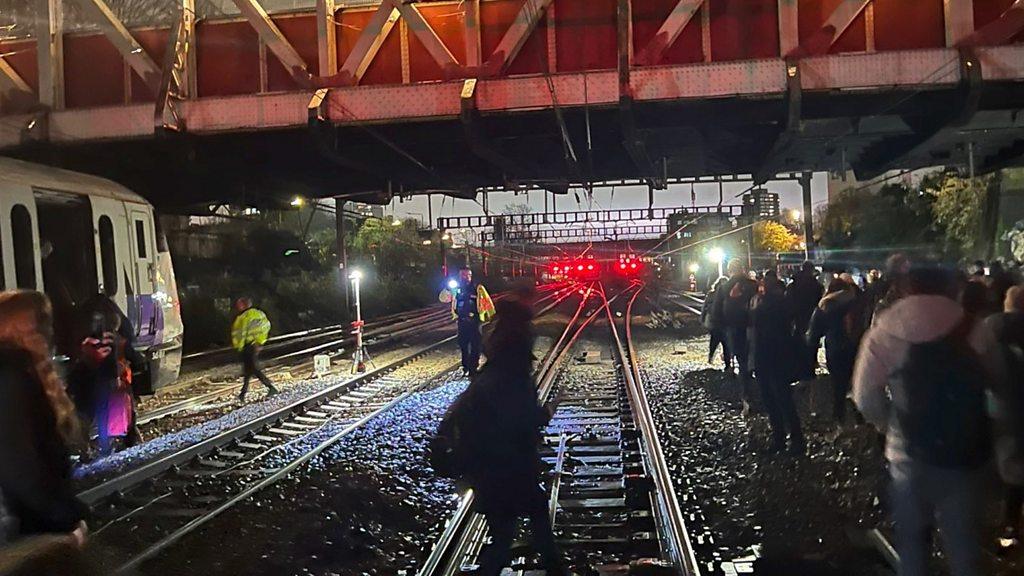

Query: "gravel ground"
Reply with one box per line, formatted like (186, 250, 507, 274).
(631, 309, 1023, 576)
(73, 329, 458, 490)
(130, 332, 561, 576)
(132, 323, 456, 442)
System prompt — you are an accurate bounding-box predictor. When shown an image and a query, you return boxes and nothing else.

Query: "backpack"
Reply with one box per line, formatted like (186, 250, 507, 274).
(429, 396, 472, 478)
(891, 318, 993, 469)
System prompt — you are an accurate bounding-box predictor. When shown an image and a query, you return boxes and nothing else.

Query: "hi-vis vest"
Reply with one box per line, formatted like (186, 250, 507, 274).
(440, 282, 494, 323)
(231, 308, 272, 351)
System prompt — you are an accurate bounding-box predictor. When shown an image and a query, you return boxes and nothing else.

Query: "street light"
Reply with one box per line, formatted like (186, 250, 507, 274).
(688, 262, 700, 273)
(791, 209, 802, 221)
(707, 247, 726, 278)
(348, 269, 369, 373)
(290, 196, 304, 207)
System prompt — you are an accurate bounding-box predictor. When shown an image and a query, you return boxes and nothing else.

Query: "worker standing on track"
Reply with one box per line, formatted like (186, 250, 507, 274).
(439, 267, 494, 376)
(231, 297, 278, 402)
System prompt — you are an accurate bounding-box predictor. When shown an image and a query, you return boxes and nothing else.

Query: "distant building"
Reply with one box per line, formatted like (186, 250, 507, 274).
(827, 168, 937, 202)
(350, 202, 384, 219)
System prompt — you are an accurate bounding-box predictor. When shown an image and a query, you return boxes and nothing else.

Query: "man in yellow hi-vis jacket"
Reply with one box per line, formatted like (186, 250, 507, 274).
(439, 267, 494, 375)
(231, 297, 279, 401)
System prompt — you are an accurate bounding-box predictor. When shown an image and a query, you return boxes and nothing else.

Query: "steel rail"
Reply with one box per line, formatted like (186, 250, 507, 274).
(613, 285, 700, 575)
(180, 306, 452, 372)
(418, 283, 627, 576)
(139, 309, 458, 423)
(97, 286, 581, 573)
(181, 304, 447, 363)
(80, 288, 570, 505)
(135, 287, 568, 428)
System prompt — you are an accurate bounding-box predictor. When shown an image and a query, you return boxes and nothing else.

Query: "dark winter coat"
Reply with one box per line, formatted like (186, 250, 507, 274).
(749, 290, 797, 382)
(715, 275, 758, 331)
(701, 283, 725, 331)
(785, 271, 822, 334)
(806, 288, 864, 375)
(456, 358, 551, 516)
(0, 348, 86, 538)
(985, 311, 1024, 486)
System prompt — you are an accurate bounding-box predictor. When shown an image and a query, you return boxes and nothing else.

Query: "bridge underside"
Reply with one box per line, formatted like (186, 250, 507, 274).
(2, 0, 1023, 210)
(6, 74, 1023, 210)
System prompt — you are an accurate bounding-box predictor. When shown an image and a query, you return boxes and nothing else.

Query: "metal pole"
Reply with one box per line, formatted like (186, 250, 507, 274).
(335, 198, 349, 308)
(968, 141, 976, 180)
(352, 275, 364, 372)
(439, 231, 447, 278)
(800, 172, 814, 260)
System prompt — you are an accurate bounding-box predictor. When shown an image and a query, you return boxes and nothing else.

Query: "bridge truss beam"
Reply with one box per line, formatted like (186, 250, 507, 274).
(438, 205, 744, 231)
(231, 0, 313, 88)
(69, 0, 163, 95)
(482, 225, 668, 245)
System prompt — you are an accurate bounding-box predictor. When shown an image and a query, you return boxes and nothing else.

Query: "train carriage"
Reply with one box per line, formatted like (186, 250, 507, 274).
(0, 157, 183, 393)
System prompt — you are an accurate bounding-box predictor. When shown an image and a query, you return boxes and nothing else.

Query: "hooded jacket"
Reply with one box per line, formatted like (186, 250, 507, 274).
(807, 286, 864, 372)
(852, 294, 1008, 465)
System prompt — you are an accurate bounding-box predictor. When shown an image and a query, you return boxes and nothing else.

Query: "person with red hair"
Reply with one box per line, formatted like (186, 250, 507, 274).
(0, 290, 87, 544)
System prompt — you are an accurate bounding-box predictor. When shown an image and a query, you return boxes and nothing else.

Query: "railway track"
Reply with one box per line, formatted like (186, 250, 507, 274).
(134, 303, 460, 427)
(82, 285, 579, 573)
(419, 282, 694, 575)
(179, 304, 450, 373)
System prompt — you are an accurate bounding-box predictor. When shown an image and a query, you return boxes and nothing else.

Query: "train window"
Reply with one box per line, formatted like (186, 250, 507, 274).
(135, 219, 148, 259)
(11, 204, 36, 289)
(98, 215, 118, 296)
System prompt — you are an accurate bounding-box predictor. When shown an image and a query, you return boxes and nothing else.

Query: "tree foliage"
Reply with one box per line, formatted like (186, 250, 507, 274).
(814, 170, 1002, 260)
(754, 220, 801, 253)
(351, 217, 433, 279)
(816, 180, 938, 252)
(926, 173, 992, 258)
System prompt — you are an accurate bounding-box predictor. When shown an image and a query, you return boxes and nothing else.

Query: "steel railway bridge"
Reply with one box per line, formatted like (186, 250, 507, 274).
(0, 0, 1022, 208)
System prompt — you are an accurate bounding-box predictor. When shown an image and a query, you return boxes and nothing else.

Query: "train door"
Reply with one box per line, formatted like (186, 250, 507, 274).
(128, 206, 158, 342)
(0, 184, 42, 291)
(34, 189, 99, 356)
(128, 207, 155, 294)
(89, 196, 132, 316)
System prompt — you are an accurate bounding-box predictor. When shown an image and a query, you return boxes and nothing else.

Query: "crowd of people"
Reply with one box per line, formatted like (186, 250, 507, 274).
(702, 254, 1024, 576)
(1, 251, 1022, 575)
(0, 289, 276, 572)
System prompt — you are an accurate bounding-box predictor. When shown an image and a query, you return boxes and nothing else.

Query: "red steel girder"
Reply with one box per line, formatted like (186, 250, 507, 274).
(958, 0, 1024, 47)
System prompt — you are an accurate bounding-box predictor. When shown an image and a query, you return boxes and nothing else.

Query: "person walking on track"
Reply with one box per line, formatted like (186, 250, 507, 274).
(786, 261, 823, 381)
(714, 258, 758, 415)
(439, 267, 495, 376)
(231, 297, 278, 402)
(433, 298, 565, 576)
(751, 273, 805, 455)
(853, 263, 1010, 576)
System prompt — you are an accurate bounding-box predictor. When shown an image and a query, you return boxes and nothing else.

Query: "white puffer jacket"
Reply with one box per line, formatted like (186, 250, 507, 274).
(852, 294, 1010, 469)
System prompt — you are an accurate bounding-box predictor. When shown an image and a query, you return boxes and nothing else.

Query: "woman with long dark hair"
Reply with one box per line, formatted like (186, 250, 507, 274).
(0, 291, 87, 542)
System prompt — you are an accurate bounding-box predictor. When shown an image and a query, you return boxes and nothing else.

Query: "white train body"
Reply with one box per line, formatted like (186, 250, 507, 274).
(0, 157, 183, 393)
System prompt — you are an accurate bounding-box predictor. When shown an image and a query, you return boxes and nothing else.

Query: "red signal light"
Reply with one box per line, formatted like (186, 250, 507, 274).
(619, 263, 626, 270)
(587, 264, 594, 271)
(630, 263, 637, 269)
(577, 265, 584, 271)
